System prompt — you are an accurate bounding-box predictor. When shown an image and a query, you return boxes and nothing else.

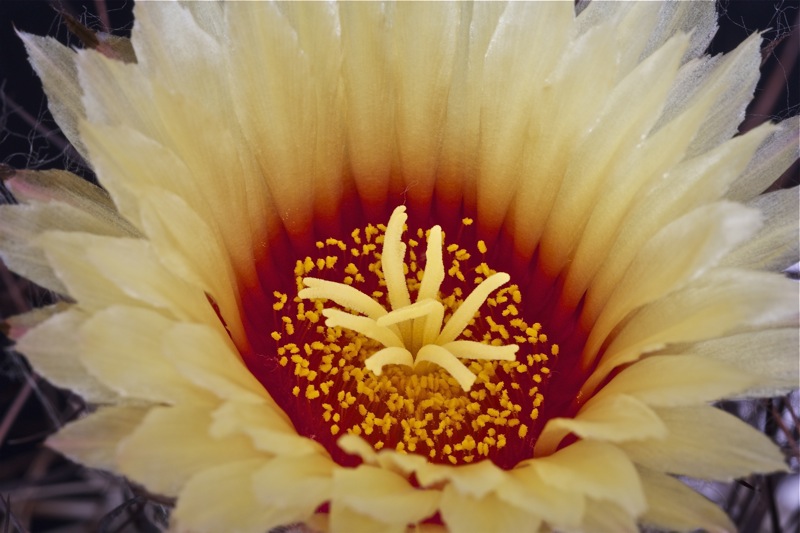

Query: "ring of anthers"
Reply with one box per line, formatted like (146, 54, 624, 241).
(299, 206, 518, 392)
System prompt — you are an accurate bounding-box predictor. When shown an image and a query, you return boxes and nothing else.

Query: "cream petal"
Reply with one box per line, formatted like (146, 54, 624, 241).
(539, 33, 689, 274)
(535, 394, 667, 456)
(117, 404, 259, 498)
(412, 460, 506, 499)
(584, 269, 799, 395)
(80, 306, 210, 404)
(495, 463, 585, 528)
(83, 238, 217, 323)
(47, 405, 150, 472)
(333, 465, 440, 526)
(15, 307, 116, 403)
(172, 458, 296, 533)
(505, 21, 623, 256)
(434, 1, 508, 209)
(223, 2, 340, 237)
(643, 1, 718, 62)
(476, 1, 573, 232)
(562, 83, 725, 306)
(329, 505, 405, 533)
(0, 200, 132, 294)
(673, 328, 800, 398)
(439, 485, 541, 533)
(593, 355, 760, 406)
(4, 169, 137, 236)
(587, 124, 773, 305)
(252, 454, 333, 514)
(638, 467, 735, 533)
(4, 301, 69, 340)
(162, 323, 266, 402)
(583, 202, 762, 362)
(620, 406, 788, 480)
(531, 440, 645, 516)
(211, 401, 324, 458)
(663, 34, 762, 159)
(390, 2, 460, 208)
(568, 500, 638, 533)
(35, 230, 142, 310)
(728, 119, 800, 202)
(136, 187, 245, 346)
(18, 33, 89, 161)
(722, 188, 800, 272)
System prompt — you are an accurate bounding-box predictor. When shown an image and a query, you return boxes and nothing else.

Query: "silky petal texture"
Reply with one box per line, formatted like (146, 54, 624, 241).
(439, 485, 541, 533)
(333, 466, 440, 526)
(584, 269, 799, 395)
(117, 405, 258, 498)
(0, 194, 135, 294)
(530, 440, 645, 516)
(210, 401, 324, 458)
(727, 119, 800, 202)
(15, 307, 116, 403)
(638, 467, 735, 533)
(568, 500, 638, 533)
(495, 464, 585, 528)
(47, 405, 149, 472)
(620, 406, 788, 481)
(535, 394, 667, 456)
(670, 328, 800, 398)
(722, 188, 800, 271)
(4, 301, 69, 340)
(80, 306, 212, 405)
(252, 454, 333, 516)
(591, 354, 760, 407)
(18, 32, 89, 161)
(585, 124, 774, 307)
(172, 458, 298, 533)
(583, 201, 762, 360)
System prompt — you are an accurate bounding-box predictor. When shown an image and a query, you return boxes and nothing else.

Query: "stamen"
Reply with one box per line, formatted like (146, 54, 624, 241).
(415, 344, 476, 391)
(436, 272, 511, 344)
(321, 309, 404, 348)
(300, 278, 388, 319)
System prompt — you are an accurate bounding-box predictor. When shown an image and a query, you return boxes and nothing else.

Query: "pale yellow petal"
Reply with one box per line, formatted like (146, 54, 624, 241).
(568, 500, 637, 533)
(162, 323, 266, 402)
(329, 505, 405, 533)
(722, 187, 800, 272)
(412, 460, 506, 499)
(0, 200, 132, 294)
(621, 406, 788, 480)
(587, 124, 773, 305)
(583, 202, 761, 360)
(4, 169, 137, 236)
(333, 465, 440, 526)
(172, 458, 295, 533)
(584, 269, 798, 395)
(638, 467, 735, 533)
(80, 306, 210, 404)
(496, 463, 585, 528)
(531, 440, 645, 516)
(15, 308, 116, 403)
(727, 118, 800, 202)
(440, 485, 541, 533)
(47, 405, 149, 472)
(539, 33, 689, 275)
(4, 301, 69, 340)
(117, 405, 259, 498)
(535, 394, 667, 456)
(476, 1, 573, 233)
(673, 328, 800, 398)
(18, 33, 89, 161)
(594, 354, 760, 406)
(211, 401, 324, 458)
(252, 454, 333, 516)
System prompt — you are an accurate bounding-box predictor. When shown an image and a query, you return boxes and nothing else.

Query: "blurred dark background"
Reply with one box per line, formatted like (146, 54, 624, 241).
(0, 1, 797, 532)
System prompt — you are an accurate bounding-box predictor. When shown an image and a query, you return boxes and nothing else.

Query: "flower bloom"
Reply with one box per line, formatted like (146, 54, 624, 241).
(2, 1, 799, 532)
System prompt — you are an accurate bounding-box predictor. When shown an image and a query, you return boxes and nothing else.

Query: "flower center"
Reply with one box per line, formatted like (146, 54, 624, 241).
(248, 206, 565, 467)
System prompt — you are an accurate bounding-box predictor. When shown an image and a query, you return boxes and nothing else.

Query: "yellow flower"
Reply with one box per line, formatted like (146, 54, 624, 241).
(3, 1, 798, 532)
